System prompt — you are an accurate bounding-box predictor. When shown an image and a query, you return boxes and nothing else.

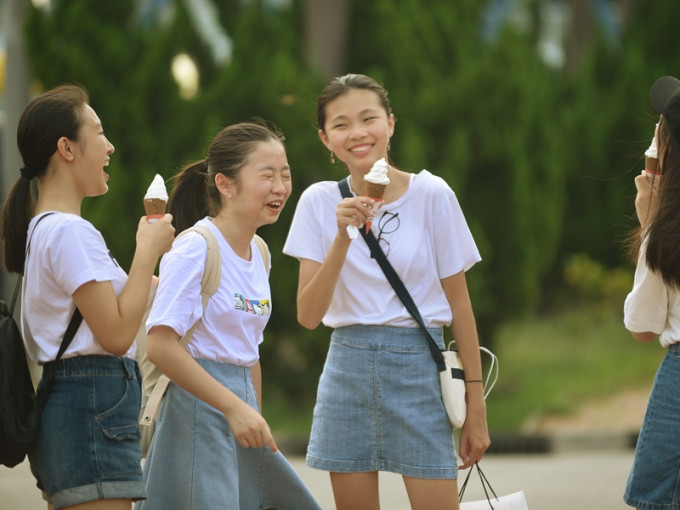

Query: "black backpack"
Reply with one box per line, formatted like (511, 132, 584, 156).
(0, 213, 81, 467)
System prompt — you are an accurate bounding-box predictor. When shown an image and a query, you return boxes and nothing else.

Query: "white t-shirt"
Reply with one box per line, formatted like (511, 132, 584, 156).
(283, 170, 481, 329)
(146, 218, 270, 367)
(624, 239, 680, 347)
(21, 212, 131, 363)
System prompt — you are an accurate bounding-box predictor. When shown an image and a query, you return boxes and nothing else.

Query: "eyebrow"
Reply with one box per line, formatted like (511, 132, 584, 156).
(329, 108, 381, 123)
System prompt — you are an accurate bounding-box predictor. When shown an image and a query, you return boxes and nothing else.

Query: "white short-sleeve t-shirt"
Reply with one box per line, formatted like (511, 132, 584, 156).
(624, 239, 680, 347)
(283, 170, 481, 329)
(21, 212, 131, 363)
(146, 218, 270, 367)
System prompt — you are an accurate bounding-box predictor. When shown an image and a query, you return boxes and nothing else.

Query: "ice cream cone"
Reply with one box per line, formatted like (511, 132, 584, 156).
(144, 174, 169, 223)
(646, 156, 659, 174)
(364, 183, 387, 233)
(144, 198, 167, 221)
(363, 159, 390, 233)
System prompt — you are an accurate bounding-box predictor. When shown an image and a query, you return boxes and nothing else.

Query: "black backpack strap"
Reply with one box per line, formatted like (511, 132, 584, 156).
(338, 178, 446, 372)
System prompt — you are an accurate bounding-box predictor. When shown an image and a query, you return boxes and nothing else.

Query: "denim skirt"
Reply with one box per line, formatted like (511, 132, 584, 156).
(624, 342, 680, 509)
(136, 358, 320, 510)
(29, 355, 146, 510)
(307, 325, 457, 479)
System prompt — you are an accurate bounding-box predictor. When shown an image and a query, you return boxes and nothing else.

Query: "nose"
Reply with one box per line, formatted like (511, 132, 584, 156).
(107, 138, 115, 154)
(349, 124, 367, 140)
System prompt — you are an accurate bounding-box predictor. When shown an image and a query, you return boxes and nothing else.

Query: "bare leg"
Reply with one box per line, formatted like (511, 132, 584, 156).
(403, 476, 459, 510)
(330, 471, 380, 510)
(64, 499, 132, 510)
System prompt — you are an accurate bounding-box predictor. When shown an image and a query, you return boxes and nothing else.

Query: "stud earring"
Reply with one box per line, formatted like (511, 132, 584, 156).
(227, 192, 232, 198)
(330, 151, 335, 164)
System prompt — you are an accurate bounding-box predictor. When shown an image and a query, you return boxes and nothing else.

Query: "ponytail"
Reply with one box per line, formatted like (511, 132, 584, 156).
(0, 177, 36, 273)
(168, 160, 213, 233)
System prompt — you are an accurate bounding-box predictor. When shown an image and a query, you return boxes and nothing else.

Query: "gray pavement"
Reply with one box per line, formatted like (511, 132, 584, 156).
(1, 447, 636, 509)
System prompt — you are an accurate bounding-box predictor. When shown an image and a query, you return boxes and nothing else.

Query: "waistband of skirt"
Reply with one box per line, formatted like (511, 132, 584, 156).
(669, 342, 680, 354)
(43, 354, 139, 379)
(331, 324, 444, 351)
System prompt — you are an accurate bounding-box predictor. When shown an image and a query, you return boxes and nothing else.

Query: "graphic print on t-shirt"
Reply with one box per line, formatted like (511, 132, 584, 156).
(233, 293, 271, 316)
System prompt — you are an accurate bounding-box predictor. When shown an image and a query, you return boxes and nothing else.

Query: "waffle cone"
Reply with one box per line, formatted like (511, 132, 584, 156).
(365, 182, 387, 199)
(645, 156, 659, 174)
(144, 198, 166, 217)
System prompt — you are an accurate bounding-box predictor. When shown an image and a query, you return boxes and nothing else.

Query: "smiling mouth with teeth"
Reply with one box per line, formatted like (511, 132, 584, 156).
(267, 201, 282, 210)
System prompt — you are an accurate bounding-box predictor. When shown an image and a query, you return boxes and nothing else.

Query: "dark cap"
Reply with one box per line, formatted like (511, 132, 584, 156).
(650, 76, 680, 114)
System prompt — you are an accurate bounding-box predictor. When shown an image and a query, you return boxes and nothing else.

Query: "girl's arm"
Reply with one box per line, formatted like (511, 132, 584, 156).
(441, 270, 490, 469)
(73, 216, 174, 355)
(296, 196, 374, 329)
(631, 331, 657, 343)
(251, 360, 262, 413)
(147, 325, 278, 452)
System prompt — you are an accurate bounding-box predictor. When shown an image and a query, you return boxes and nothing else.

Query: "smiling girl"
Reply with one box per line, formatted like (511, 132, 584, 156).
(283, 74, 490, 510)
(135, 122, 320, 510)
(0, 84, 175, 510)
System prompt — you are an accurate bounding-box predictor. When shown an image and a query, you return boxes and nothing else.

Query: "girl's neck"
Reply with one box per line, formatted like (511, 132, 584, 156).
(211, 213, 255, 260)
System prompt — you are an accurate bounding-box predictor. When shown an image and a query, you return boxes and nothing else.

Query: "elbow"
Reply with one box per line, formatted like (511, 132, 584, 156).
(297, 312, 320, 330)
(631, 331, 658, 343)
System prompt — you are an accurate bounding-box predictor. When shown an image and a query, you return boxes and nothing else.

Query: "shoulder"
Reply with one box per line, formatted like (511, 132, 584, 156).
(298, 180, 343, 205)
(36, 213, 104, 248)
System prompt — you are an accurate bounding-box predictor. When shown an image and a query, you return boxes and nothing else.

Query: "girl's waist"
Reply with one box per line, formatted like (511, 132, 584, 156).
(331, 324, 444, 352)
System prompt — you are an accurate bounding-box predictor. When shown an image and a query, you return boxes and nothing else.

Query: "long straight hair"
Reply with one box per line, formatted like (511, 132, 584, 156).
(0, 85, 88, 273)
(630, 115, 680, 287)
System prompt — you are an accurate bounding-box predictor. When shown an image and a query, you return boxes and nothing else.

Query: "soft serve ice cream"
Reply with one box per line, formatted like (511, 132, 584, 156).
(144, 174, 168, 222)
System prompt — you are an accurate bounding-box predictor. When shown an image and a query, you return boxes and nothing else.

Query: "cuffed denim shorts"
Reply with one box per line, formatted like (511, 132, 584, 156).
(307, 325, 457, 479)
(624, 342, 680, 509)
(28, 355, 146, 510)
(136, 358, 320, 510)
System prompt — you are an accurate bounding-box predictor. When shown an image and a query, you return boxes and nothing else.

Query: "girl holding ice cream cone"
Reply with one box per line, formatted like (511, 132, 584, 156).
(135, 122, 320, 510)
(624, 75, 680, 510)
(0, 84, 175, 510)
(284, 73, 490, 510)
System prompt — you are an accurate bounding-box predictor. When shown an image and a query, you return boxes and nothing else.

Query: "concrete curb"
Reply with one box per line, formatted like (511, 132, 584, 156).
(276, 431, 639, 457)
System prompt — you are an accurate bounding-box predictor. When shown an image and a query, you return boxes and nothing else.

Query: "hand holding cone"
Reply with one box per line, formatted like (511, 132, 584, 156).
(363, 158, 390, 233)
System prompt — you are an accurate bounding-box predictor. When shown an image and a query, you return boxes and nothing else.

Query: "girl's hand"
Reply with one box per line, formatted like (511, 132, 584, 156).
(634, 171, 656, 227)
(457, 403, 491, 470)
(336, 197, 375, 238)
(136, 214, 175, 259)
(224, 400, 279, 453)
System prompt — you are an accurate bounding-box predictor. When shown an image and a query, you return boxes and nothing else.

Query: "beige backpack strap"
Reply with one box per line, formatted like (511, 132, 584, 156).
(139, 225, 221, 429)
(253, 234, 270, 275)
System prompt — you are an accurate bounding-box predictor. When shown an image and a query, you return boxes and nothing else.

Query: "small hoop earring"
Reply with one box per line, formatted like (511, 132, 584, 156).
(330, 151, 335, 164)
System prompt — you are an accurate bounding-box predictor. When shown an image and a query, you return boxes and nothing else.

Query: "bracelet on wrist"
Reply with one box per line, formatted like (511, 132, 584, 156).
(465, 380, 483, 384)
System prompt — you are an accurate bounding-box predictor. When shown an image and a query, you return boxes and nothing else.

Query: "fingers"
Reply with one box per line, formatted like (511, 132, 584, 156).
(236, 425, 278, 453)
(336, 197, 377, 233)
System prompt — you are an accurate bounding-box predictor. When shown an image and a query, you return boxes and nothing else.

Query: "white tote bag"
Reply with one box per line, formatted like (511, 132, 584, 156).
(459, 463, 529, 510)
(441, 344, 499, 429)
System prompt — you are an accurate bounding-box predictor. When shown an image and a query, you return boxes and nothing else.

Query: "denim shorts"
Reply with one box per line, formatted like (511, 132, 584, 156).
(624, 342, 680, 509)
(307, 325, 457, 479)
(28, 355, 146, 510)
(136, 358, 320, 510)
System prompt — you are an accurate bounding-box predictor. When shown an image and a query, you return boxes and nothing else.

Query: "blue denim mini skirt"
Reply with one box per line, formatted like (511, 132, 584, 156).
(29, 355, 146, 510)
(307, 325, 457, 479)
(624, 342, 680, 509)
(136, 358, 320, 510)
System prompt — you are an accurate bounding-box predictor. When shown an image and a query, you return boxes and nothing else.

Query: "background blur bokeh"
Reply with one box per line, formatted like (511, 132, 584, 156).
(1, 0, 674, 435)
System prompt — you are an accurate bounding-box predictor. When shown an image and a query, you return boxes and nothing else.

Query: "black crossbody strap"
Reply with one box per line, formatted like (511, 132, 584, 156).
(22, 212, 82, 362)
(338, 178, 446, 372)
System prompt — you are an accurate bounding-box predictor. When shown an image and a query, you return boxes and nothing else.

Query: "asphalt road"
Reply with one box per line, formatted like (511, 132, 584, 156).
(1, 448, 635, 509)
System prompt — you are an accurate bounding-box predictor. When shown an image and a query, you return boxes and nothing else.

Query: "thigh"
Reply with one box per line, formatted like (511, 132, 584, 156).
(330, 472, 380, 510)
(403, 476, 459, 510)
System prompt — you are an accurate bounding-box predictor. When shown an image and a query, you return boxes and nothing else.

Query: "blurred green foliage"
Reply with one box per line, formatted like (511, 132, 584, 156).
(19, 0, 679, 412)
